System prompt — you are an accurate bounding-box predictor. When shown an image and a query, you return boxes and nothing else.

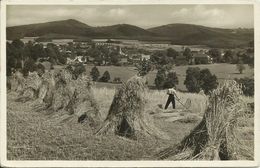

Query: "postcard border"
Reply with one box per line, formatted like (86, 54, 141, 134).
(1, 0, 259, 167)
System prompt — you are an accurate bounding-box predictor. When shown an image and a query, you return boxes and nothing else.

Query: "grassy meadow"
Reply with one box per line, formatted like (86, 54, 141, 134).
(7, 85, 254, 160)
(54, 63, 254, 90)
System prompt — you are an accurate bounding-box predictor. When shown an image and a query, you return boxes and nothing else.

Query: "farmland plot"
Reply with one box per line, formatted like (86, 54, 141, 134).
(7, 85, 253, 160)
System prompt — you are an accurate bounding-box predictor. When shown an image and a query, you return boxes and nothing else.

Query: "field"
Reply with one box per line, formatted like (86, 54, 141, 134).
(54, 63, 254, 90)
(7, 85, 254, 160)
(6, 63, 254, 160)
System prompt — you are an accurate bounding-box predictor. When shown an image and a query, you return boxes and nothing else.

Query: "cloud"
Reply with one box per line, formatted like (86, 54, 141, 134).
(107, 8, 127, 18)
(171, 5, 225, 22)
(6, 5, 253, 28)
(169, 5, 247, 28)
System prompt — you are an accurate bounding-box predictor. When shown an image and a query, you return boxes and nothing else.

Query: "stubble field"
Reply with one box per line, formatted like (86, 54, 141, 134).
(7, 86, 254, 160)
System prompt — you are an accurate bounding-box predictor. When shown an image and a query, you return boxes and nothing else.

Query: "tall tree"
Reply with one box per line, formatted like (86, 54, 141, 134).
(100, 46, 110, 65)
(91, 48, 103, 65)
(110, 51, 119, 65)
(22, 58, 37, 76)
(6, 42, 17, 74)
(150, 50, 168, 66)
(183, 47, 192, 61)
(31, 43, 46, 61)
(11, 39, 25, 69)
(184, 67, 201, 93)
(163, 71, 179, 88)
(235, 77, 254, 96)
(136, 58, 152, 76)
(199, 69, 218, 94)
(208, 48, 221, 63)
(167, 48, 178, 59)
(184, 67, 218, 94)
(154, 67, 167, 89)
(236, 61, 246, 74)
(223, 50, 233, 63)
(12, 39, 24, 49)
(90, 66, 100, 81)
(99, 71, 111, 82)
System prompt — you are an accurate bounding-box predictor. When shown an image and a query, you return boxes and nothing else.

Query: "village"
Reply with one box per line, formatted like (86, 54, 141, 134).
(9, 36, 250, 67)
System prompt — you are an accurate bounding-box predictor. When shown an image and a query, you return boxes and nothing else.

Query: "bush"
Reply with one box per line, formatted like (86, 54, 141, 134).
(175, 57, 189, 66)
(155, 67, 179, 89)
(74, 63, 86, 79)
(113, 77, 122, 83)
(236, 62, 246, 74)
(208, 48, 221, 63)
(167, 48, 178, 59)
(184, 67, 201, 93)
(163, 71, 179, 88)
(235, 77, 254, 96)
(65, 65, 74, 73)
(90, 66, 100, 81)
(154, 68, 167, 89)
(199, 69, 218, 94)
(184, 67, 218, 94)
(223, 50, 233, 63)
(65, 63, 86, 79)
(99, 71, 111, 82)
(22, 58, 37, 76)
(136, 58, 152, 76)
(57, 55, 67, 65)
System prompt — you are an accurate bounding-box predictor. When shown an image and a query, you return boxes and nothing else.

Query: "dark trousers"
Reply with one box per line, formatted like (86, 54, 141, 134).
(165, 94, 175, 109)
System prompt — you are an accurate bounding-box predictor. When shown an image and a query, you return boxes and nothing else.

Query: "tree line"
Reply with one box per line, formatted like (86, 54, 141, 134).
(6, 39, 67, 76)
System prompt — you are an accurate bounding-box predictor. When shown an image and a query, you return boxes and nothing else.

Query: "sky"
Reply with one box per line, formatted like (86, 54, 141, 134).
(6, 5, 254, 29)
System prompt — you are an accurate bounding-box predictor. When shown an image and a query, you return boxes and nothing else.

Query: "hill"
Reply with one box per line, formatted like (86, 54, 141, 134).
(7, 19, 96, 40)
(7, 20, 253, 48)
(148, 23, 253, 48)
(7, 19, 156, 41)
(95, 24, 157, 39)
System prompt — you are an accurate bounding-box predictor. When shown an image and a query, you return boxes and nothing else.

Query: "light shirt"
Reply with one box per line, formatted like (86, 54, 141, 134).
(167, 88, 177, 95)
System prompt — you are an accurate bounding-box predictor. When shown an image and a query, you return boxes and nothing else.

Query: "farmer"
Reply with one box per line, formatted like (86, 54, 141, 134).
(165, 86, 177, 109)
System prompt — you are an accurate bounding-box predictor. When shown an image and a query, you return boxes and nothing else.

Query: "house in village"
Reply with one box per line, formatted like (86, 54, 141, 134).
(20, 37, 39, 43)
(66, 56, 87, 64)
(128, 54, 141, 64)
(92, 39, 114, 46)
(191, 52, 213, 64)
(141, 54, 150, 60)
(75, 56, 87, 63)
(118, 57, 129, 65)
(119, 47, 128, 57)
(52, 39, 74, 45)
(38, 61, 53, 71)
(86, 56, 95, 64)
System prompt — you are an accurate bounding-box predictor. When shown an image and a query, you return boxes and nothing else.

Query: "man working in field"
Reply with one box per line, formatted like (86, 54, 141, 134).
(165, 86, 177, 109)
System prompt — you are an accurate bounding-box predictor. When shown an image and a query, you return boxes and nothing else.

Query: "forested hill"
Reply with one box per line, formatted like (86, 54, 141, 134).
(148, 23, 253, 48)
(7, 19, 253, 48)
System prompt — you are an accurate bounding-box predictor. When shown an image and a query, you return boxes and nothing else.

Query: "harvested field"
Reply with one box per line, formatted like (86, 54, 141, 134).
(7, 84, 254, 160)
(155, 81, 254, 160)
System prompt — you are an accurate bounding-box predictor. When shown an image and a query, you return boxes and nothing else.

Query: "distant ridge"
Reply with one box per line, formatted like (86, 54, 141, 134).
(148, 23, 253, 48)
(7, 19, 94, 40)
(7, 19, 254, 48)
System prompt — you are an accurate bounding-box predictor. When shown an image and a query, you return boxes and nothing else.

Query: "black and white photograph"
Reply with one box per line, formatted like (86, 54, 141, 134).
(0, 0, 259, 167)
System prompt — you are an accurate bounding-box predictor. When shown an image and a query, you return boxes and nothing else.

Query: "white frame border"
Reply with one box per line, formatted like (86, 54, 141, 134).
(1, 0, 259, 167)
